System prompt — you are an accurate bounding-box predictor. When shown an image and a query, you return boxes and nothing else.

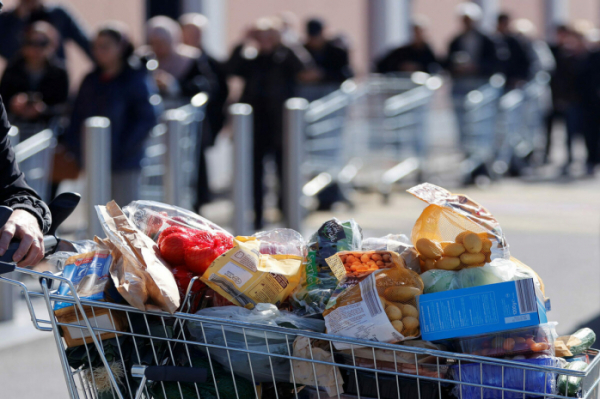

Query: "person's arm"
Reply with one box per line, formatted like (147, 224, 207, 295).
(57, 7, 92, 59)
(0, 96, 50, 265)
(479, 34, 499, 76)
(225, 44, 250, 78)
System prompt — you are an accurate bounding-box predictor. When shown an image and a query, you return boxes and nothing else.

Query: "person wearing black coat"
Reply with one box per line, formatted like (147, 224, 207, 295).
(376, 22, 439, 74)
(494, 13, 531, 89)
(0, 21, 69, 125)
(0, 94, 51, 265)
(446, 3, 499, 150)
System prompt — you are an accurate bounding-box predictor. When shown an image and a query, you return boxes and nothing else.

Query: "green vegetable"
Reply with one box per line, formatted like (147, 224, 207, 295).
(422, 270, 457, 293)
(558, 360, 588, 397)
(569, 328, 596, 355)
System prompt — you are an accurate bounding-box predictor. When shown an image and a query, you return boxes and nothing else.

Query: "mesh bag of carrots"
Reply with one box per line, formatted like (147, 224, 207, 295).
(408, 183, 510, 272)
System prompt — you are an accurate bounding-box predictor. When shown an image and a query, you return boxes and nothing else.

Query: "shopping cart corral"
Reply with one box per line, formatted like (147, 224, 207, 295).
(139, 93, 208, 210)
(295, 73, 443, 210)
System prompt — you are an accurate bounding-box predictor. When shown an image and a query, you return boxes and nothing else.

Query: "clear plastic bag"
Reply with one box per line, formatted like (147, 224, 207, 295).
(456, 323, 558, 358)
(200, 230, 305, 308)
(422, 258, 546, 295)
(408, 183, 509, 272)
(123, 201, 234, 297)
(188, 304, 325, 382)
(291, 218, 363, 316)
(362, 234, 421, 273)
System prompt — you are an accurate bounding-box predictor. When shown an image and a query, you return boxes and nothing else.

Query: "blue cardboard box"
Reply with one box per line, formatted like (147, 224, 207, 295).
(418, 278, 548, 341)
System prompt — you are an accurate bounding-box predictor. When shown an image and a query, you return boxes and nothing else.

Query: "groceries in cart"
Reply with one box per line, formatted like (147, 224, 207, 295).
(15, 184, 598, 399)
(200, 228, 305, 309)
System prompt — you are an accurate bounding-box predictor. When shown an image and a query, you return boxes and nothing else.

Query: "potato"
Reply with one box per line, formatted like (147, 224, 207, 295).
(361, 253, 371, 263)
(443, 242, 466, 257)
(384, 286, 421, 302)
(460, 252, 486, 265)
(402, 316, 420, 334)
(481, 238, 492, 251)
(391, 320, 404, 333)
(385, 305, 403, 321)
(400, 304, 419, 318)
(455, 231, 474, 244)
(422, 258, 435, 272)
(483, 250, 492, 263)
(416, 238, 442, 260)
(379, 296, 388, 308)
(440, 241, 454, 249)
(463, 233, 483, 253)
(371, 253, 382, 261)
(435, 256, 461, 270)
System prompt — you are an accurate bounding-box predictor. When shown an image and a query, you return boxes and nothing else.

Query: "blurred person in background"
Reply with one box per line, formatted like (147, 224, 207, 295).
(446, 2, 498, 149)
(376, 17, 439, 74)
(512, 18, 556, 76)
(544, 26, 588, 174)
(0, 21, 68, 127)
(495, 13, 531, 89)
(0, 0, 90, 62)
(179, 12, 229, 210)
(227, 17, 311, 229)
(578, 27, 600, 175)
(144, 16, 221, 106)
(303, 18, 353, 85)
(64, 23, 159, 205)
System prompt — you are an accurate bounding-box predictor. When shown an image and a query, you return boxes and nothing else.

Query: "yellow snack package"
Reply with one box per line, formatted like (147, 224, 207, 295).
(200, 232, 304, 309)
(408, 183, 509, 272)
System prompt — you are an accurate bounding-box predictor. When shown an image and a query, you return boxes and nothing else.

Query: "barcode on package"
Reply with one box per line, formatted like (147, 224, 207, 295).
(515, 279, 536, 314)
(359, 273, 383, 317)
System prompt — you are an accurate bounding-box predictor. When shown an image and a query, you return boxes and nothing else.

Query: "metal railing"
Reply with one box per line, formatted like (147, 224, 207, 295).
(14, 129, 57, 202)
(140, 93, 208, 210)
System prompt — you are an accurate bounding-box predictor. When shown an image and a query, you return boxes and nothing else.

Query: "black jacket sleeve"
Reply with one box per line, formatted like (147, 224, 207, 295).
(0, 96, 52, 233)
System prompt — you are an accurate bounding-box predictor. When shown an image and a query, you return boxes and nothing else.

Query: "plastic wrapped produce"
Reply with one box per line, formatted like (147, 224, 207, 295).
(291, 218, 363, 316)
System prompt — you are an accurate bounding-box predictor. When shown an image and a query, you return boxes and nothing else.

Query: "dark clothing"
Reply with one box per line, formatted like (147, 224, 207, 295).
(0, 5, 91, 62)
(578, 50, 600, 166)
(179, 53, 229, 144)
(494, 33, 531, 87)
(0, 56, 69, 122)
(227, 43, 307, 108)
(446, 30, 498, 78)
(173, 52, 229, 209)
(304, 40, 353, 83)
(227, 43, 308, 227)
(64, 66, 159, 172)
(376, 43, 439, 74)
(0, 96, 51, 233)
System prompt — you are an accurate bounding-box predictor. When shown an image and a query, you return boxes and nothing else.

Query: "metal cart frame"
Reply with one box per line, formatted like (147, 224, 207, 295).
(2, 266, 599, 399)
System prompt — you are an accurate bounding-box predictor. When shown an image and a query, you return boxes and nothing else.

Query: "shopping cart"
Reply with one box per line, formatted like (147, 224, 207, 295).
(1, 197, 600, 399)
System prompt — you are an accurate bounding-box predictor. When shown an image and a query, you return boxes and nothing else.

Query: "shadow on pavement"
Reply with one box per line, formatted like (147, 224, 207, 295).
(578, 314, 600, 335)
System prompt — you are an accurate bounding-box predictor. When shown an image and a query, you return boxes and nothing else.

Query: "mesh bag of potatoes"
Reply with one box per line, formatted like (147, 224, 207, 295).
(408, 183, 510, 272)
(323, 265, 424, 349)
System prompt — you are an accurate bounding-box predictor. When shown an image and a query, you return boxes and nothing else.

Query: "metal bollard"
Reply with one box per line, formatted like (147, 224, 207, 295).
(163, 109, 187, 208)
(8, 126, 19, 147)
(85, 117, 111, 238)
(283, 98, 308, 232)
(230, 104, 253, 236)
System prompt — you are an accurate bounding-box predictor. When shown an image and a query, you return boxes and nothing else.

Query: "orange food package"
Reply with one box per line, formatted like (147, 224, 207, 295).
(408, 183, 509, 272)
(326, 250, 400, 284)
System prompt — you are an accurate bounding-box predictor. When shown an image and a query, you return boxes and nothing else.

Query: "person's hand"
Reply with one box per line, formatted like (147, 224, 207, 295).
(298, 68, 323, 83)
(0, 210, 44, 266)
(21, 101, 45, 120)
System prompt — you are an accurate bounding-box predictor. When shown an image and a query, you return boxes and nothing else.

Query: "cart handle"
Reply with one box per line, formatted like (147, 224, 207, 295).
(0, 192, 80, 275)
(132, 364, 208, 399)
